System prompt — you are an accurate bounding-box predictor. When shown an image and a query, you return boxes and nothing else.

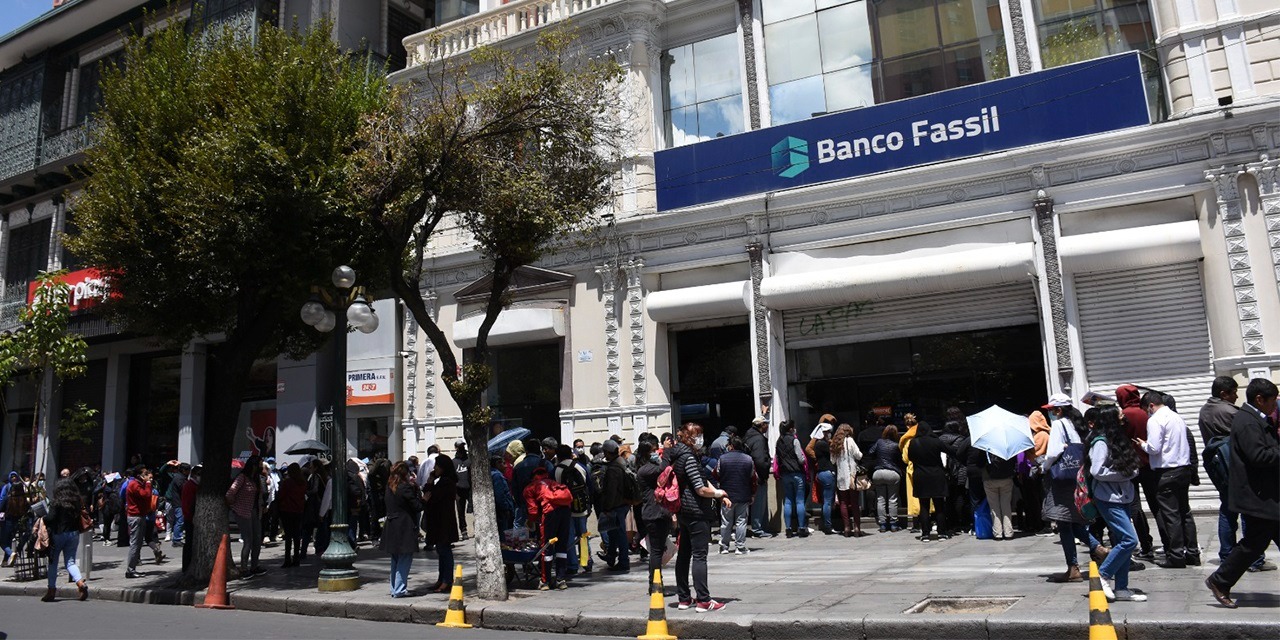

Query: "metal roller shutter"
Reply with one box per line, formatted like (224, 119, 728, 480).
(783, 283, 1040, 349)
(1073, 262, 1217, 509)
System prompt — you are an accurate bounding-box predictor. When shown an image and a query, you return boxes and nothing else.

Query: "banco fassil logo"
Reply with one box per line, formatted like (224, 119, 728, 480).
(771, 136, 810, 178)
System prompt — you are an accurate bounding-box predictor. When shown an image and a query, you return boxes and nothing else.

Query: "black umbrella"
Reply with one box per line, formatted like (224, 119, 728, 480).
(284, 439, 330, 455)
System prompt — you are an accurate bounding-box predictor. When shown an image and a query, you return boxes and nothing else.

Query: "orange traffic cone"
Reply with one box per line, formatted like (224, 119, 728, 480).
(638, 569, 676, 640)
(437, 564, 472, 628)
(195, 533, 235, 610)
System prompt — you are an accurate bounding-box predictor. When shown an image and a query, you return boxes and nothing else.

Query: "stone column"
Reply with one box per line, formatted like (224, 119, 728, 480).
(1206, 165, 1265, 355)
(736, 0, 763, 130)
(1244, 153, 1280, 304)
(47, 195, 65, 271)
(100, 351, 131, 472)
(746, 241, 771, 410)
(597, 264, 621, 408)
(177, 342, 207, 464)
(401, 291, 435, 460)
(1033, 191, 1072, 391)
(623, 258, 646, 407)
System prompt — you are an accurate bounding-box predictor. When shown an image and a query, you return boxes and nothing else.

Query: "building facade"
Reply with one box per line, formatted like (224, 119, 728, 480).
(0, 0, 414, 477)
(392, 0, 1280, 510)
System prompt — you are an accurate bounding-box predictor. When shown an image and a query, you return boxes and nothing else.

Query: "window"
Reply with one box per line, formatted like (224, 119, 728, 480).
(762, 0, 1007, 125)
(430, 0, 480, 28)
(75, 50, 124, 124)
(662, 33, 745, 147)
(4, 219, 51, 288)
(1033, 0, 1153, 68)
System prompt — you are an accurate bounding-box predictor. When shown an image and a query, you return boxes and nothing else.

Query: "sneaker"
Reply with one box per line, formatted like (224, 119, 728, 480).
(1113, 589, 1147, 602)
(1099, 576, 1116, 601)
(125, 571, 141, 579)
(878, 525, 887, 533)
(1134, 549, 1155, 562)
(719, 548, 731, 555)
(677, 599, 693, 610)
(797, 529, 810, 538)
(556, 580, 568, 591)
(1130, 561, 1146, 571)
(539, 581, 551, 591)
(696, 599, 726, 613)
(735, 548, 749, 556)
(1248, 560, 1278, 572)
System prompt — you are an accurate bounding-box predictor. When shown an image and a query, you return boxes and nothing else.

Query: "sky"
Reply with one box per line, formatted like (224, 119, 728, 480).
(1, 0, 57, 41)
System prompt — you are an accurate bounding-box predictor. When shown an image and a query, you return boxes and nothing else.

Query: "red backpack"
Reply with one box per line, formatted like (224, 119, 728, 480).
(545, 480, 574, 508)
(655, 463, 682, 514)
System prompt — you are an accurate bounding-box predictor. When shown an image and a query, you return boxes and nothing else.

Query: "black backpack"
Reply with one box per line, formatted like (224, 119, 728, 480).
(557, 461, 591, 514)
(455, 458, 471, 490)
(1204, 436, 1231, 496)
(589, 460, 608, 504)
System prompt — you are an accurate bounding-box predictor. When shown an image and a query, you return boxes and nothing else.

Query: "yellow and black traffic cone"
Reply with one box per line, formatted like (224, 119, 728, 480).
(1088, 561, 1118, 640)
(437, 563, 473, 629)
(638, 569, 676, 640)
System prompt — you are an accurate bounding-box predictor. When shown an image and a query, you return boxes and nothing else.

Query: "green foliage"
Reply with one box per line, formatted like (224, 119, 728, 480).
(65, 17, 389, 359)
(60, 401, 100, 445)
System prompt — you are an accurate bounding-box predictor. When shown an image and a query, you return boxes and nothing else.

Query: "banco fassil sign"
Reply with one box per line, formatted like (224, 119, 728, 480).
(656, 53, 1150, 211)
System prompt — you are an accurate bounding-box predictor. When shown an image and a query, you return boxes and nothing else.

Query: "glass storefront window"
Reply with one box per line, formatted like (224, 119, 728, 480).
(663, 33, 745, 147)
(764, 0, 1006, 125)
(1033, 0, 1153, 68)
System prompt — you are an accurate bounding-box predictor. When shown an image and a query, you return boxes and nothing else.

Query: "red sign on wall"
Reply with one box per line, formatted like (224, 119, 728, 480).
(27, 268, 112, 312)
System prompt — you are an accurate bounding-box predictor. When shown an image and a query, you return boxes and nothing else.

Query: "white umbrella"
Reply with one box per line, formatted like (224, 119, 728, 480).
(967, 405, 1035, 461)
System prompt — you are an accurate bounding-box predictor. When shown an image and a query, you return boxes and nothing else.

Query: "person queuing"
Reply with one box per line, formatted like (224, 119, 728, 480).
(524, 466, 573, 591)
(898, 414, 922, 532)
(775, 420, 808, 538)
(939, 411, 972, 535)
(301, 456, 332, 561)
(829, 424, 864, 537)
(1136, 390, 1200, 568)
(743, 417, 774, 538)
(278, 463, 307, 568)
(906, 422, 948, 542)
(454, 442, 472, 540)
(867, 425, 903, 532)
(421, 454, 460, 594)
(553, 444, 592, 575)
(180, 465, 201, 573)
(1, 471, 25, 566)
(635, 437, 670, 588)
(1088, 405, 1147, 603)
(667, 422, 729, 613)
(807, 419, 837, 535)
(224, 455, 264, 578)
(595, 439, 639, 572)
(380, 461, 424, 598)
(1116, 384, 1159, 562)
(716, 436, 757, 553)
(490, 453, 516, 532)
(1042, 394, 1108, 583)
(1199, 376, 1273, 572)
(1206, 378, 1280, 609)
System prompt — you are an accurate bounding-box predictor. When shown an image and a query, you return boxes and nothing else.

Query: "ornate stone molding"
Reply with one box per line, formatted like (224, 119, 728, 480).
(1206, 166, 1264, 355)
(736, 0, 762, 130)
(1034, 193, 1071, 374)
(405, 290, 438, 424)
(597, 264, 622, 407)
(622, 258, 646, 405)
(1244, 154, 1280, 306)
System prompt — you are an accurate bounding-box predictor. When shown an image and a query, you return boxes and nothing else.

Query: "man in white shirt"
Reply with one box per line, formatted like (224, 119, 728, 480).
(1135, 391, 1200, 568)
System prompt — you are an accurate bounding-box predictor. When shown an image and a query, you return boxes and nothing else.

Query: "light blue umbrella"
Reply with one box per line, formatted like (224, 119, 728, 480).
(487, 427, 531, 456)
(967, 405, 1035, 461)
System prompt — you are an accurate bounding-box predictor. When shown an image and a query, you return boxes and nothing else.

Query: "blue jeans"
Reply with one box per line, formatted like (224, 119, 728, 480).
(389, 552, 413, 597)
(751, 479, 770, 534)
(816, 470, 836, 530)
(170, 504, 184, 543)
(782, 472, 807, 532)
(48, 530, 83, 589)
(1218, 504, 1267, 567)
(602, 505, 631, 569)
(1058, 521, 1101, 567)
(436, 543, 454, 587)
(0, 519, 15, 559)
(568, 515, 591, 574)
(1097, 499, 1137, 591)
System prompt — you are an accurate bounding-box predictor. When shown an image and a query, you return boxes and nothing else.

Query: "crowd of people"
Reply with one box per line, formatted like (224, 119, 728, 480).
(2, 376, 1275, 612)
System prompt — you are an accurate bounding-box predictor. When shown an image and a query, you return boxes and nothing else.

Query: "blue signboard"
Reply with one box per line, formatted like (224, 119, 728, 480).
(655, 53, 1150, 211)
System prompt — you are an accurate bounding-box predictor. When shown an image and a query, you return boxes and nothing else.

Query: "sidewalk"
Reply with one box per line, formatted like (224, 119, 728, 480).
(3, 515, 1276, 639)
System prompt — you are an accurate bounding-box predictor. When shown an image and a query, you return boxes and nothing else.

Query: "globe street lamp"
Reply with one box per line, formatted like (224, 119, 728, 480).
(300, 265, 379, 592)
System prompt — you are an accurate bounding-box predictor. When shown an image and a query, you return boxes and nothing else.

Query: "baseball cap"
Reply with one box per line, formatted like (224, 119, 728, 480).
(541, 437, 559, 450)
(602, 439, 620, 455)
(751, 416, 767, 426)
(1042, 393, 1072, 409)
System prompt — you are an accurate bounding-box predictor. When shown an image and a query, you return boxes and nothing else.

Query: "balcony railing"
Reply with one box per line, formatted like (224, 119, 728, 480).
(0, 140, 39, 183)
(403, 0, 619, 67)
(0, 280, 29, 332)
(39, 121, 95, 166)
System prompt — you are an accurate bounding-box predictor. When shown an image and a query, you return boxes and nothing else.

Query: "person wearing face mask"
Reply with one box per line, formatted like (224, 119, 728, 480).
(555, 444, 593, 575)
(635, 436, 669, 591)
(666, 422, 730, 612)
(715, 437, 757, 554)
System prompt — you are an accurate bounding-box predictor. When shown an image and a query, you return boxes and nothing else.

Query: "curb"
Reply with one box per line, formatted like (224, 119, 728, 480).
(5, 580, 1280, 639)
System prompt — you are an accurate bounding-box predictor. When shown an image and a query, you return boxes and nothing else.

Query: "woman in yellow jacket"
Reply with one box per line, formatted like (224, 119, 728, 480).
(898, 414, 920, 530)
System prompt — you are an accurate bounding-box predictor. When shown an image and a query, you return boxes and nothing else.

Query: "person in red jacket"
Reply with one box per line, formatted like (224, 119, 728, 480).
(277, 463, 307, 568)
(1117, 384, 1159, 561)
(523, 467, 572, 591)
(180, 465, 201, 573)
(125, 466, 164, 578)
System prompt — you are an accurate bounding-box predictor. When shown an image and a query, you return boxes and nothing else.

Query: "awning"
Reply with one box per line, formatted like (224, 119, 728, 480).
(646, 281, 750, 323)
(1057, 220, 1202, 274)
(453, 307, 565, 348)
(760, 244, 1035, 310)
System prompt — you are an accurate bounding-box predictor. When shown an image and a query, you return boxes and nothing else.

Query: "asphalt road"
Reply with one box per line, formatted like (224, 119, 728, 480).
(0, 596, 625, 640)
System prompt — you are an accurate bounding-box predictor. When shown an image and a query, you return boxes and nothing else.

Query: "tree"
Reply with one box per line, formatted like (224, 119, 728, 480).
(0, 271, 89, 479)
(347, 30, 623, 600)
(64, 18, 387, 584)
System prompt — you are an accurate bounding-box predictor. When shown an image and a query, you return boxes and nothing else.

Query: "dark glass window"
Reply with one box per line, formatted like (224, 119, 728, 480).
(1033, 0, 1154, 68)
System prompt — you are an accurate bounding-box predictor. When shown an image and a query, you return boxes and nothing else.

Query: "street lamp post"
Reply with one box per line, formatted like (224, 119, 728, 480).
(301, 265, 380, 592)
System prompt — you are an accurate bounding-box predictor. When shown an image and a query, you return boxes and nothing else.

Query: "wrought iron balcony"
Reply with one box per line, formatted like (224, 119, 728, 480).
(0, 140, 39, 184)
(39, 122, 95, 167)
(0, 280, 30, 332)
(403, 0, 619, 67)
